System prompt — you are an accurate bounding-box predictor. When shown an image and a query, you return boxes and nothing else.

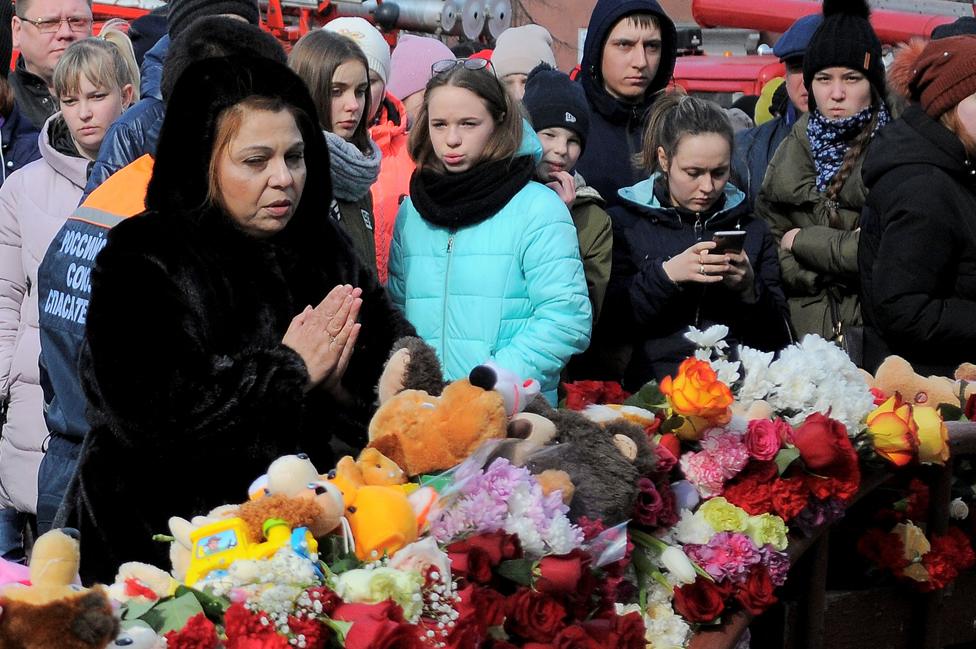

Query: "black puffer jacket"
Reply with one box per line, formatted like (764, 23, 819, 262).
(607, 175, 792, 387)
(61, 57, 413, 584)
(859, 105, 976, 375)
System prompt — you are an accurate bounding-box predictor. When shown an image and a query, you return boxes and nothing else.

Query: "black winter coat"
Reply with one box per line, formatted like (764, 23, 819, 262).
(859, 105, 976, 375)
(60, 57, 413, 584)
(607, 175, 792, 388)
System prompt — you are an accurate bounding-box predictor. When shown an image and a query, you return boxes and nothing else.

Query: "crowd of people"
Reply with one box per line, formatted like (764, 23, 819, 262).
(0, 0, 970, 580)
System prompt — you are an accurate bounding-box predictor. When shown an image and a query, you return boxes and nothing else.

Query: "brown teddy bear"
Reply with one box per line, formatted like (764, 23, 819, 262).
(498, 398, 657, 526)
(367, 338, 509, 477)
(869, 355, 976, 408)
(0, 529, 119, 649)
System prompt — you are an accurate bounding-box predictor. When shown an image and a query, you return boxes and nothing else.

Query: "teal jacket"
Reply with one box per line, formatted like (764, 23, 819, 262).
(388, 132, 592, 403)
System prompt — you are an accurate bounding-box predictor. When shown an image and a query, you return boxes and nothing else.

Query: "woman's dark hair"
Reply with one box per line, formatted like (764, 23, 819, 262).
(408, 64, 522, 172)
(288, 30, 372, 154)
(639, 89, 734, 173)
(821, 87, 885, 226)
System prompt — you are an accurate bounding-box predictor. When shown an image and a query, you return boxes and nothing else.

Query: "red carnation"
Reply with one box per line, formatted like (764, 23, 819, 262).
(672, 577, 726, 623)
(771, 476, 811, 521)
(504, 587, 568, 643)
(724, 462, 777, 515)
(287, 616, 328, 649)
(164, 613, 219, 649)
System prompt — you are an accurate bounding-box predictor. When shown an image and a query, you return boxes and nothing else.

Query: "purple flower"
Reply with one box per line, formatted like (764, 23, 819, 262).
(760, 545, 790, 587)
(793, 497, 847, 537)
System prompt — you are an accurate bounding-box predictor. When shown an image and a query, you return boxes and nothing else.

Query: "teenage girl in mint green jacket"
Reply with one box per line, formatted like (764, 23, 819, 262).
(387, 61, 591, 403)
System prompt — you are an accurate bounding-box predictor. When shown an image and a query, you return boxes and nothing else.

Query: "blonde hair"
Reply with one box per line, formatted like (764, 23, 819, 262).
(52, 28, 138, 103)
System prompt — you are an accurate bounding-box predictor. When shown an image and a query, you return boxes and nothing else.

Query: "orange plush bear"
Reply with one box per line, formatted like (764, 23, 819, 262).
(367, 338, 509, 477)
(368, 379, 507, 477)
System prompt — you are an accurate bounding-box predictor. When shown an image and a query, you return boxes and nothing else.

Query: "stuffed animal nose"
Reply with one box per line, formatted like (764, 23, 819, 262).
(60, 527, 81, 540)
(297, 453, 309, 459)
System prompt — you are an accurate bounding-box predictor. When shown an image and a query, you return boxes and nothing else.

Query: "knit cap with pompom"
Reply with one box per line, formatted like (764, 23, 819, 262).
(802, 0, 885, 109)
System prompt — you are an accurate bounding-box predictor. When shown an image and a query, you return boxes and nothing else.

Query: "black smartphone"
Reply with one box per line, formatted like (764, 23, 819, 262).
(711, 230, 746, 254)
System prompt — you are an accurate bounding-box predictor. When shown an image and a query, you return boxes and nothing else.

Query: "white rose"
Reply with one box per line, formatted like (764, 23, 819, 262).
(388, 537, 452, 583)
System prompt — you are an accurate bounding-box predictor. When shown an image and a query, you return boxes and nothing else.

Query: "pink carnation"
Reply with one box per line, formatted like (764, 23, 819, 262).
(680, 452, 727, 498)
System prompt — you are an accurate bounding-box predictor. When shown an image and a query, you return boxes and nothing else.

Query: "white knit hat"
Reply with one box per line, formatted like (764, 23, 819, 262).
(492, 24, 556, 79)
(323, 17, 392, 86)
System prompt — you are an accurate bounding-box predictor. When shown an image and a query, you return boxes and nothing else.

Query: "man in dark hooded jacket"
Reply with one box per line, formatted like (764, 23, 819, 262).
(575, 0, 676, 211)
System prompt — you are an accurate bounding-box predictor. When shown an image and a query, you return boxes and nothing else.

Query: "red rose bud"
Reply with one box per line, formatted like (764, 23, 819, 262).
(536, 549, 590, 594)
(448, 531, 522, 565)
(504, 587, 568, 643)
(448, 547, 494, 584)
(735, 566, 778, 615)
(673, 577, 726, 623)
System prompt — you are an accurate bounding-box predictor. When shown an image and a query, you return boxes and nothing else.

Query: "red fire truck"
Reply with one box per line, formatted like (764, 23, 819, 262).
(87, 0, 510, 45)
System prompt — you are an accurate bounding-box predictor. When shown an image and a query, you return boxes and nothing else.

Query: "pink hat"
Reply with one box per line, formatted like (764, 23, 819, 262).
(388, 34, 455, 101)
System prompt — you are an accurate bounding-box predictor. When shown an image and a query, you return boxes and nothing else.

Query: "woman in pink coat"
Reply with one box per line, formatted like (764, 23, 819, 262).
(0, 35, 134, 560)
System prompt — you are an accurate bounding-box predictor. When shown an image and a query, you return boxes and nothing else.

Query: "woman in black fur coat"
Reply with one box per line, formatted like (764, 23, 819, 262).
(60, 56, 413, 583)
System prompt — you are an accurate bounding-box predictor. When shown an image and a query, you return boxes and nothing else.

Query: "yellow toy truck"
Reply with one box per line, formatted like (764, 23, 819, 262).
(185, 516, 319, 587)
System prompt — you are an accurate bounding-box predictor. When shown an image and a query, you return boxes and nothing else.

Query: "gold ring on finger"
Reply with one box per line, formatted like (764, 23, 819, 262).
(700, 264, 706, 275)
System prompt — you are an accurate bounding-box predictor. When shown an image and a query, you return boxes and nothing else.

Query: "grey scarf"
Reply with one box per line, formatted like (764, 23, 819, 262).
(324, 130, 382, 201)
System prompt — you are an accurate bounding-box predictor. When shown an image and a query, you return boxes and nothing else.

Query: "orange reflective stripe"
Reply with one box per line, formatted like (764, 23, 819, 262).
(81, 154, 154, 218)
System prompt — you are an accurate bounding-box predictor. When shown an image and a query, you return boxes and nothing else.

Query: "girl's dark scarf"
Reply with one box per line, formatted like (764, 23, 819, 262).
(807, 104, 890, 192)
(409, 155, 536, 229)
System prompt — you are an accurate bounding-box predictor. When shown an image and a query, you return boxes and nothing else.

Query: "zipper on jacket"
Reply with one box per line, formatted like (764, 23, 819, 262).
(441, 232, 455, 362)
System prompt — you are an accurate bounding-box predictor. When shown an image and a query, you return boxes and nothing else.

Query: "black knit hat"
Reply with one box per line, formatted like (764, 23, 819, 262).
(803, 0, 885, 110)
(522, 63, 592, 152)
(0, 1, 12, 79)
(167, 0, 260, 39)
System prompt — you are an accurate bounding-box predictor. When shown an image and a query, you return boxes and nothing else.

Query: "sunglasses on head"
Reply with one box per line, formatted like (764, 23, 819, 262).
(431, 58, 495, 76)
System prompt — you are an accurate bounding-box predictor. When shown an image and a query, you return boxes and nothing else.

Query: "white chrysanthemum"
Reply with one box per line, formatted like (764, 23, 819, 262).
(759, 335, 874, 434)
(711, 358, 741, 386)
(645, 601, 692, 649)
(544, 515, 584, 555)
(685, 325, 730, 351)
(504, 515, 546, 556)
(736, 346, 775, 403)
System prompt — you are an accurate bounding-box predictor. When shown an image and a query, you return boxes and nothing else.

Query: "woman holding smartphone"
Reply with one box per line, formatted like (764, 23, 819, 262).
(607, 92, 792, 387)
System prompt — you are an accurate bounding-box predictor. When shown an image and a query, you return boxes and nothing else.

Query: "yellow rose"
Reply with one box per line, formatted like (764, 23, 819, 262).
(913, 406, 950, 465)
(660, 358, 733, 440)
(746, 513, 789, 551)
(866, 395, 920, 467)
(699, 497, 748, 532)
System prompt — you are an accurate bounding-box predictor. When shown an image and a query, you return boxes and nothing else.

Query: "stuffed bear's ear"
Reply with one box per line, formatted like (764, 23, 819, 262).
(377, 337, 446, 404)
